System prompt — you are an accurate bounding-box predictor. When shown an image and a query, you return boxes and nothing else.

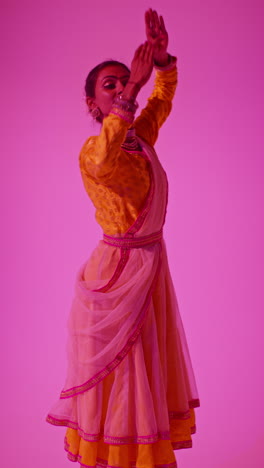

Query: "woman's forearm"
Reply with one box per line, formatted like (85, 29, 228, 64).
(121, 81, 141, 100)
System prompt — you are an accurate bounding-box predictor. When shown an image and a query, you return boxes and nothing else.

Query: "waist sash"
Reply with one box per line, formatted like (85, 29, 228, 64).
(103, 230, 163, 250)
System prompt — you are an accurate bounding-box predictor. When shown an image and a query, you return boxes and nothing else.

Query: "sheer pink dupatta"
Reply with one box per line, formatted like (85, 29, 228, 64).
(46, 133, 200, 437)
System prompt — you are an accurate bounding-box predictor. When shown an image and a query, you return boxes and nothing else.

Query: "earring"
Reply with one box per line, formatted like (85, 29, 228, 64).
(91, 107, 101, 119)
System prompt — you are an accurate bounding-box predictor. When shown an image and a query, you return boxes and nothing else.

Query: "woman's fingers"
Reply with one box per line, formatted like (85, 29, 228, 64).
(138, 42, 147, 61)
(140, 41, 153, 61)
(146, 42, 154, 61)
(134, 43, 144, 58)
(145, 9, 151, 29)
(130, 40, 154, 88)
(152, 9, 160, 32)
(149, 9, 159, 28)
(144, 9, 168, 63)
(133, 42, 153, 70)
(133, 42, 152, 65)
(160, 15, 166, 33)
(145, 8, 158, 31)
(145, 8, 166, 39)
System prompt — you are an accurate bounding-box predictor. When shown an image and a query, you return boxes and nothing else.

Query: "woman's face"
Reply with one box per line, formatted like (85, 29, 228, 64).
(92, 64, 130, 118)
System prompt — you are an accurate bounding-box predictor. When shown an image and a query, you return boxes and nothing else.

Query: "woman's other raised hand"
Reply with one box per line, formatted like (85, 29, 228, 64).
(122, 41, 154, 99)
(145, 8, 169, 67)
(130, 42, 154, 87)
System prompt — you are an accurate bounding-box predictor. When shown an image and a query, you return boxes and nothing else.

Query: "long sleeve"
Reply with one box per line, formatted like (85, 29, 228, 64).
(79, 114, 132, 182)
(133, 58, 178, 147)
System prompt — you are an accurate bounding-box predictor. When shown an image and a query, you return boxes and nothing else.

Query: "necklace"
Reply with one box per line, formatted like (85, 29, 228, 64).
(121, 128, 142, 152)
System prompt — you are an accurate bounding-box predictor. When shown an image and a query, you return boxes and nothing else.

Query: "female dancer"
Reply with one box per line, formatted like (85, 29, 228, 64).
(47, 8, 200, 468)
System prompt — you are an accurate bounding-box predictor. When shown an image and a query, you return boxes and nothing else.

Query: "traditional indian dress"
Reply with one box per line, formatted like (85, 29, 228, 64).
(46, 56, 200, 468)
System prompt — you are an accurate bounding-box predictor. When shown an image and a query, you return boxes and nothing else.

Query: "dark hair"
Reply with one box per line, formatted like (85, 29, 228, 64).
(84, 60, 130, 123)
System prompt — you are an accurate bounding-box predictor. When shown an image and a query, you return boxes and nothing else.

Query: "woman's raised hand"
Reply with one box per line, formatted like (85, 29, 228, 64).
(145, 8, 169, 66)
(121, 42, 153, 100)
(129, 41, 154, 89)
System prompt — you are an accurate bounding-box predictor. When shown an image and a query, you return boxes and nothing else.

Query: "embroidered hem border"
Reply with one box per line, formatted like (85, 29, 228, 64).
(65, 438, 178, 468)
(46, 399, 199, 445)
(47, 417, 169, 444)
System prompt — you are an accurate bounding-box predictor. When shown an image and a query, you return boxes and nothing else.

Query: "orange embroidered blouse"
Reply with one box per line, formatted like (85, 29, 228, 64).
(79, 64, 178, 235)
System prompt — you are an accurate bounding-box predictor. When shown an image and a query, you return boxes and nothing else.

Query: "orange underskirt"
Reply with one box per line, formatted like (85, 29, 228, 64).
(64, 409, 196, 468)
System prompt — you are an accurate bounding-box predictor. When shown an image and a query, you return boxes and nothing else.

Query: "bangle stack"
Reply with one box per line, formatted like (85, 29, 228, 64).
(110, 94, 139, 124)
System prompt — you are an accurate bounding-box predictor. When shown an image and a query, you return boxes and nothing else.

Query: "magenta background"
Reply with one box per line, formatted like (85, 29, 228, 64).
(1, 0, 263, 467)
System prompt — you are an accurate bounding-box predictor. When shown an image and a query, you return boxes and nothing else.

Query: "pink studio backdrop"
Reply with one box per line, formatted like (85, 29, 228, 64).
(1, 0, 263, 467)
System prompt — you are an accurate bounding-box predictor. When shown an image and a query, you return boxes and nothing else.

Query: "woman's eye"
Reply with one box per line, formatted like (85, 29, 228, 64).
(104, 83, 115, 89)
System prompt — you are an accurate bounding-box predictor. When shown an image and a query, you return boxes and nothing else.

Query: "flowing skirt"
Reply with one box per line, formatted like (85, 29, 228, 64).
(47, 239, 200, 468)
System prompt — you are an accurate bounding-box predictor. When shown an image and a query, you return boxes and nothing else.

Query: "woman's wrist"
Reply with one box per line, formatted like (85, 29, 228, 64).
(153, 52, 170, 68)
(154, 54, 177, 71)
(122, 80, 141, 100)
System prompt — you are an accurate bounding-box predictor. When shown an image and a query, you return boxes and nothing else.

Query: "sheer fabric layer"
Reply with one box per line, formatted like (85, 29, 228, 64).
(47, 240, 199, 447)
(46, 135, 200, 468)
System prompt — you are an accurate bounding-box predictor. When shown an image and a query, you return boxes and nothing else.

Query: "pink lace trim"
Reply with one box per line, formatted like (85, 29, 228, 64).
(47, 410, 197, 443)
(51, 417, 170, 444)
(104, 432, 170, 445)
(93, 249, 130, 293)
(103, 230, 163, 249)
